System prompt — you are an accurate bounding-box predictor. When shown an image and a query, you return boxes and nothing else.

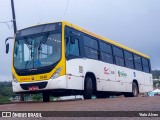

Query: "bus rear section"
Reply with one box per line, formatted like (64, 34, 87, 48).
(64, 23, 153, 99)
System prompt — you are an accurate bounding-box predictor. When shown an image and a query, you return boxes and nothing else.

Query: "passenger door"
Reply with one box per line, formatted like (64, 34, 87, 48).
(65, 27, 84, 90)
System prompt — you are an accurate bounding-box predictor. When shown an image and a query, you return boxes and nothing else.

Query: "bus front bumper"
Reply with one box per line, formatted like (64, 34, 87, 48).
(12, 75, 67, 93)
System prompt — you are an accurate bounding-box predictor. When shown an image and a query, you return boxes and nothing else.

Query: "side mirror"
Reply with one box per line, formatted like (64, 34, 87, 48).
(6, 43, 9, 54)
(70, 36, 75, 44)
(5, 37, 14, 54)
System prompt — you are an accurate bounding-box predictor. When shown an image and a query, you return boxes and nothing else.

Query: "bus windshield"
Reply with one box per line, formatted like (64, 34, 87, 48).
(14, 32, 61, 70)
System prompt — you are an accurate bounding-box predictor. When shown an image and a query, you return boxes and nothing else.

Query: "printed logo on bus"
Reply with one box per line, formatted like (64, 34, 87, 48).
(118, 71, 127, 78)
(104, 67, 110, 75)
(20, 77, 30, 81)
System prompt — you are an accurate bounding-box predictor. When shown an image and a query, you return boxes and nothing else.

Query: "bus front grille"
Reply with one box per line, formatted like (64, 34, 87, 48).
(20, 82, 48, 90)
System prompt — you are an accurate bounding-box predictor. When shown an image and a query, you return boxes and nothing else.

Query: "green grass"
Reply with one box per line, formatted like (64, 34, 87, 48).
(0, 95, 11, 104)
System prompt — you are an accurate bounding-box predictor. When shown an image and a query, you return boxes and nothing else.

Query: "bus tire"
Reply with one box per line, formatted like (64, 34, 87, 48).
(124, 82, 138, 97)
(132, 82, 138, 97)
(83, 77, 93, 99)
(43, 92, 50, 102)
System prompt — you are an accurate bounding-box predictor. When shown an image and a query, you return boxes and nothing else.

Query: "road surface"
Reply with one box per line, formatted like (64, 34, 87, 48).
(0, 96, 160, 120)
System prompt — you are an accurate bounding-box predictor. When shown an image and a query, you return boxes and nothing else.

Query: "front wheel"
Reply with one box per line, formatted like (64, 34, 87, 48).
(83, 77, 93, 99)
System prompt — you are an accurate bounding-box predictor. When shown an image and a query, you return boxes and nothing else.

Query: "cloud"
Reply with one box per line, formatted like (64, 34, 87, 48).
(0, 0, 160, 81)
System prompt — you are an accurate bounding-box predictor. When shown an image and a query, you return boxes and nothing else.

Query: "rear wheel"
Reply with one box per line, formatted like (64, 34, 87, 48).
(124, 82, 138, 97)
(43, 92, 50, 102)
(83, 77, 93, 99)
(132, 82, 138, 97)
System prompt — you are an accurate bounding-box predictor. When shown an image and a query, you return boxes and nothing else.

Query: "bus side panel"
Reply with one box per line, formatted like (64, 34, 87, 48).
(96, 61, 116, 92)
(125, 68, 134, 92)
(144, 73, 153, 86)
(144, 73, 153, 92)
(66, 58, 117, 91)
(115, 66, 129, 92)
(66, 59, 84, 90)
(66, 58, 153, 93)
(131, 71, 145, 93)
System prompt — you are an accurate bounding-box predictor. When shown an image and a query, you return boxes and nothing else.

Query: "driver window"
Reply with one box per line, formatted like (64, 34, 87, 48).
(66, 37, 80, 56)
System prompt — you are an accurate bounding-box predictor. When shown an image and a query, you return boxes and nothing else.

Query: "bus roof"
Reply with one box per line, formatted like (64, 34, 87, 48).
(62, 21, 149, 59)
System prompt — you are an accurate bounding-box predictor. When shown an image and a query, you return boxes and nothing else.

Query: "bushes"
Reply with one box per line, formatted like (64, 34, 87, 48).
(32, 94, 42, 101)
(0, 95, 11, 104)
(0, 81, 15, 104)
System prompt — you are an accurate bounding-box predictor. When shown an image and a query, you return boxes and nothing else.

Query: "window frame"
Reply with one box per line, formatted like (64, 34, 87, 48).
(124, 50, 134, 69)
(65, 25, 151, 73)
(65, 26, 83, 60)
(99, 41, 114, 64)
(133, 54, 143, 71)
(83, 34, 99, 60)
(84, 35, 98, 50)
(68, 37, 80, 57)
(142, 57, 150, 73)
(113, 46, 125, 67)
(99, 41, 112, 54)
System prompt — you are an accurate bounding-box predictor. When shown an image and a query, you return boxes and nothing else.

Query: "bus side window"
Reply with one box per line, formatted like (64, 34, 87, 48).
(142, 58, 150, 73)
(66, 36, 80, 57)
(84, 35, 99, 60)
(113, 46, 125, 67)
(99, 42, 113, 64)
(124, 51, 134, 69)
(134, 54, 142, 71)
(69, 38, 80, 56)
(65, 36, 70, 55)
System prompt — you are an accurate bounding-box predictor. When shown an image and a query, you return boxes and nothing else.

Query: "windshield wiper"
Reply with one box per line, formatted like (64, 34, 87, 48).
(38, 33, 49, 49)
(24, 37, 32, 49)
(37, 33, 49, 59)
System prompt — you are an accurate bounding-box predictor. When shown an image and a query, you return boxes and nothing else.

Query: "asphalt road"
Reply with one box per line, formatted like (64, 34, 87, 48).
(0, 96, 160, 120)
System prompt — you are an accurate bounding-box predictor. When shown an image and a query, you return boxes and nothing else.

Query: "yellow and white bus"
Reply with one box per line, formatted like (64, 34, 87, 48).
(6, 21, 153, 102)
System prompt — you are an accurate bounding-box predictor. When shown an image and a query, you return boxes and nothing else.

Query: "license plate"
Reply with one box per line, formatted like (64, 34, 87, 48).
(28, 86, 39, 91)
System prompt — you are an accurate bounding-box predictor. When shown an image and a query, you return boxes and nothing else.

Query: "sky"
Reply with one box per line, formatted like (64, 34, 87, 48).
(0, 0, 160, 81)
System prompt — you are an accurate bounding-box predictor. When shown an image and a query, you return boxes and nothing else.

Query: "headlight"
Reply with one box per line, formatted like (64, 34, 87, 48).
(12, 74, 18, 83)
(51, 67, 62, 79)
